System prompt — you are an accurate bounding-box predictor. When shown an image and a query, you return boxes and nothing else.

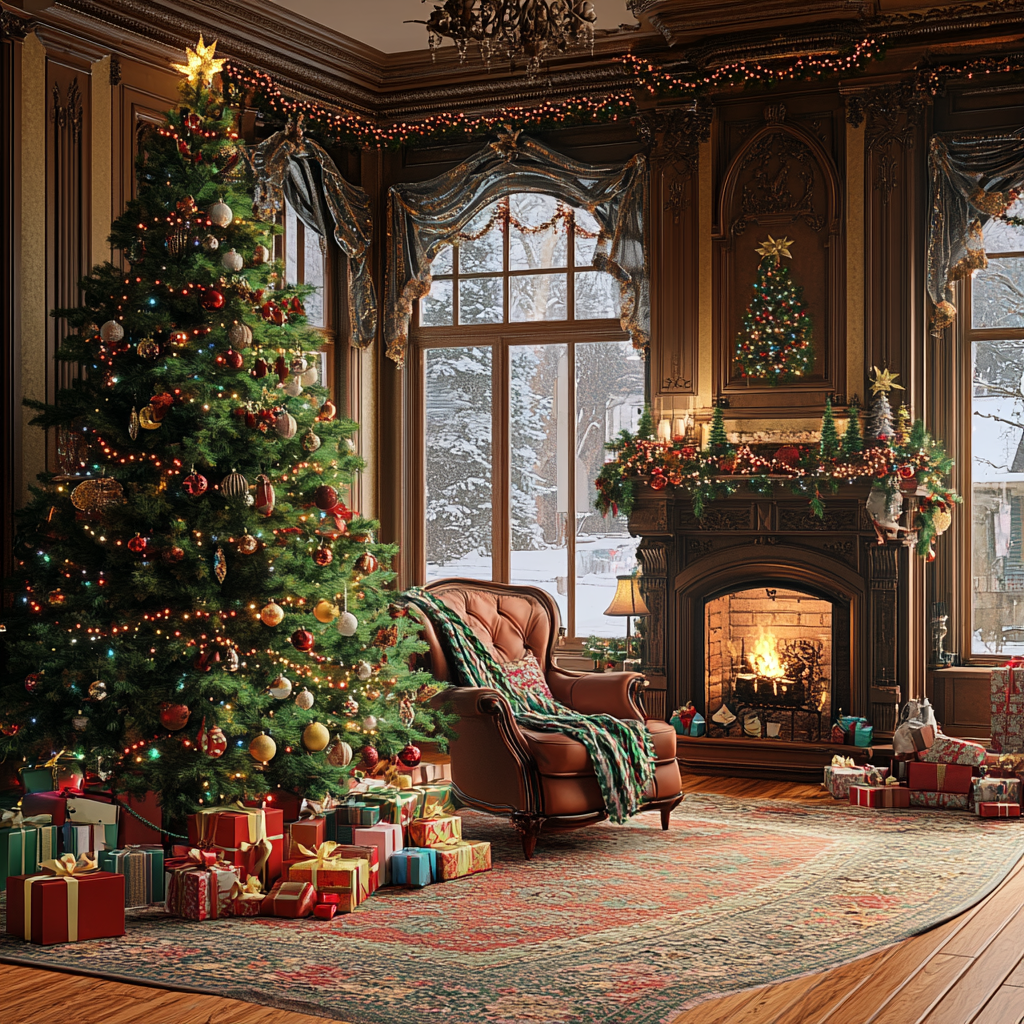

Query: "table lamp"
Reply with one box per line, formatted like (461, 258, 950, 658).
(603, 575, 650, 659)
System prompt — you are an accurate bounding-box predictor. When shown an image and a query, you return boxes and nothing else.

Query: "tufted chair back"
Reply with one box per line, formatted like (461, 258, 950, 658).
(417, 579, 560, 685)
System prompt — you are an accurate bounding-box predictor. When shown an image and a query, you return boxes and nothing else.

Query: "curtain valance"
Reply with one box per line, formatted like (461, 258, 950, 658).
(385, 129, 649, 367)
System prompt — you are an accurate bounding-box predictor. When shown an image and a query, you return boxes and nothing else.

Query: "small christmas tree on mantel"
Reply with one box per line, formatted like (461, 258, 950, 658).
(733, 235, 814, 384)
(865, 366, 904, 443)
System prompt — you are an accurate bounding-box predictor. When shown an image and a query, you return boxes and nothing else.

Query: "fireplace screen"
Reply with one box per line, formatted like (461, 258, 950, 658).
(705, 586, 832, 742)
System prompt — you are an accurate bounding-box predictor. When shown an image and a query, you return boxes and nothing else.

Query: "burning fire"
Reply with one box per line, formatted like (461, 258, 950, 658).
(748, 628, 788, 680)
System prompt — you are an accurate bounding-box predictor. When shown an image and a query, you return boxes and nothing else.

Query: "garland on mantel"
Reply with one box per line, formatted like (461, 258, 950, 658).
(594, 407, 960, 561)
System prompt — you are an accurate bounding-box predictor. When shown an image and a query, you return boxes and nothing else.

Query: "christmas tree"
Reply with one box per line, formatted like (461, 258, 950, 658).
(842, 399, 863, 454)
(865, 366, 903, 443)
(0, 39, 451, 822)
(734, 235, 814, 384)
(819, 397, 840, 459)
(706, 405, 732, 455)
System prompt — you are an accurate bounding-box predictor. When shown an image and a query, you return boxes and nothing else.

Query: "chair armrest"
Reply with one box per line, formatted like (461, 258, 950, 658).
(545, 668, 646, 721)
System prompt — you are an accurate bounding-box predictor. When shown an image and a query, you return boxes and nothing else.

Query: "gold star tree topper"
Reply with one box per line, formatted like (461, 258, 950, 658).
(172, 36, 226, 87)
(755, 235, 794, 263)
(869, 366, 905, 395)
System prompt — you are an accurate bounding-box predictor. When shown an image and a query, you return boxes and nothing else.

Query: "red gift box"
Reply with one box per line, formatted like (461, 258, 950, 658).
(907, 761, 973, 794)
(313, 903, 337, 920)
(21, 792, 68, 826)
(287, 817, 325, 858)
(115, 790, 162, 847)
(328, 843, 380, 893)
(849, 785, 911, 809)
(319, 891, 341, 906)
(260, 879, 316, 918)
(978, 801, 1021, 818)
(164, 853, 238, 920)
(187, 804, 284, 886)
(6, 859, 125, 945)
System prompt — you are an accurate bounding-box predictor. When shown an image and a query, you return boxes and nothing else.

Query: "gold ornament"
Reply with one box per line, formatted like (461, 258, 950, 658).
(932, 509, 952, 535)
(138, 405, 162, 430)
(237, 533, 258, 555)
(171, 35, 226, 87)
(260, 602, 285, 627)
(249, 733, 277, 762)
(136, 338, 160, 359)
(755, 235, 794, 264)
(70, 477, 125, 512)
(869, 366, 905, 396)
(313, 599, 340, 623)
(302, 721, 330, 752)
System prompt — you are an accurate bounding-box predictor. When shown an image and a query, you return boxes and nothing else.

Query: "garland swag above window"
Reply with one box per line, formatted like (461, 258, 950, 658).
(385, 128, 650, 367)
(249, 119, 377, 347)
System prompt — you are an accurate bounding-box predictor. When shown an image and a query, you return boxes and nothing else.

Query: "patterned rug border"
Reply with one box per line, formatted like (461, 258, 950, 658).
(2, 793, 1022, 1024)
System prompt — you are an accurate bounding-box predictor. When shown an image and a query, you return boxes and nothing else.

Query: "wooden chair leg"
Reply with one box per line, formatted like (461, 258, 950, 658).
(511, 813, 544, 859)
(661, 796, 683, 830)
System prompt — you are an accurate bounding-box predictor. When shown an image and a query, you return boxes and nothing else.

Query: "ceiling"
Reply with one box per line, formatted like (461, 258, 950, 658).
(266, 0, 640, 55)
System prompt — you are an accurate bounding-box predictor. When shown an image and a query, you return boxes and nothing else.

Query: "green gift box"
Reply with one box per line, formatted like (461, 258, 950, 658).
(99, 846, 166, 907)
(409, 782, 459, 819)
(62, 821, 118, 855)
(0, 813, 58, 891)
(347, 789, 419, 828)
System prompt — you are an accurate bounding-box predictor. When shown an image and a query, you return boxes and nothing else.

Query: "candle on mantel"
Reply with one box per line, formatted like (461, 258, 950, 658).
(673, 417, 689, 440)
(656, 418, 672, 442)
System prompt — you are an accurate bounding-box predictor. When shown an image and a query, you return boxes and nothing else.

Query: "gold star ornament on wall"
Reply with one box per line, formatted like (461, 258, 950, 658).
(172, 36, 226, 87)
(869, 366, 905, 395)
(755, 235, 794, 263)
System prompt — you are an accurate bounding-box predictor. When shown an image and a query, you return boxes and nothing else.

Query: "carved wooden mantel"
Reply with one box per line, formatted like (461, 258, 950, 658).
(628, 480, 924, 733)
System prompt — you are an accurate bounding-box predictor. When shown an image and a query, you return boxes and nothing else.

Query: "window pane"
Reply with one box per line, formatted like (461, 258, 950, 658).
(509, 193, 567, 271)
(973, 338, 1024, 655)
(458, 202, 504, 273)
(459, 276, 504, 324)
(575, 270, 621, 320)
(973, 257, 1024, 330)
(985, 200, 1024, 254)
(284, 203, 298, 286)
(510, 344, 568, 628)
(510, 274, 567, 322)
(420, 278, 453, 327)
(425, 347, 492, 582)
(575, 341, 645, 639)
(574, 207, 602, 267)
(431, 244, 454, 276)
(303, 227, 325, 328)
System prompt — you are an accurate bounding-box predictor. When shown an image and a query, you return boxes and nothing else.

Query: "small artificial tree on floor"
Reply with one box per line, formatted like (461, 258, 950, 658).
(733, 235, 814, 384)
(0, 38, 452, 822)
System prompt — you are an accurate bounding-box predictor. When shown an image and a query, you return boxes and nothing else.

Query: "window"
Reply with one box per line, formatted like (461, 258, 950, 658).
(970, 199, 1024, 655)
(283, 202, 327, 329)
(417, 193, 644, 641)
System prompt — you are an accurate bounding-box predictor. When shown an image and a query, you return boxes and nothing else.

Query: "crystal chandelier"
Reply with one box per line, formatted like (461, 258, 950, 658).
(409, 1, 598, 80)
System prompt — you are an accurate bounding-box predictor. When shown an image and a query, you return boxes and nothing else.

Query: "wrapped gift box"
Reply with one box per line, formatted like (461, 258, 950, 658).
(316, 861, 367, 913)
(408, 815, 462, 849)
(114, 790, 163, 847)
(344, 789, 419, 830)
(17, 756, 84, 795)
(187, 804, 284, 886)
(98, 846, 165, 907)
(977, 801, 1021, 818)
(62, 822, 117, 856)
(6, 862, 125, 945)
(336, 802, 380, 827)
(230, 876, 266, 916)
(390, 848, 438, 888)
(353, 823, 403, 884)
(910, 726, 936, 753)
(22, 791, 69, 826)
(919, 735, 987, 768)
(314, 902, 336, 920)
(406, 761, 451, 787)
(408, 783, 458, 820)
(908, 790, 971, 810)
(849, 785, 911, 809)
(823, 766, 867, 800)
(991, 666, 1024, 754)
(907, 761, 973, 795)
(328, 843, 380, 893)
(260, 879, 316, 918)
(287, 842, 367, 897)
(1, 813, 58, 891)
(429, 839, 492, 881)
(164, 854, 239, 920)
(973, 777, 1022, 807)
(66, 795, 119, 829)
(287, 817, 326, 858)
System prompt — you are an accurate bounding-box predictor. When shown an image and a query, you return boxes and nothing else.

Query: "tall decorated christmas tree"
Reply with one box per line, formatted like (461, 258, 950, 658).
(734, 235, 814, 384)
(0, 39, 450, 822)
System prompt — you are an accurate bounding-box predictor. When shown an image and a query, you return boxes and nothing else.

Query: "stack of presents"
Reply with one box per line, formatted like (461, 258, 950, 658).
(823, 662, 1024, 821)
(2, 758, 491, 946)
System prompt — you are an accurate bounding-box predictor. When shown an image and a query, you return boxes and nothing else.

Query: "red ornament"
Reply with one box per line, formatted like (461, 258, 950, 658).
(356, 551, 378, 574)
(291, 629, 315, 653)
(255, 475, 275, 517)
(162, 546, 185, 563)
(316, 401, 337, 422)
(274, 355, 289, 381)
(252, 358, 269, 379)
(127, 534, 148, 554)
(202, 288, 225, 310)
(224, 349, 244, 370)
(397, 744, 422, 768)
(360, 745, 379, 771)
(24, 672, 42, 694)
(159, 702, 191, 731)
(314, 485, 339, 511)
(775, 446, 801, 467)
(1, 723, 19, 737)
(169, 329, 190, 346)
(183, 471, 208, 496)
(197, 717, 227, 758)
(312, 542, 334, 567)
(184, 113, 202, 131)
(649, 474, 668, 491)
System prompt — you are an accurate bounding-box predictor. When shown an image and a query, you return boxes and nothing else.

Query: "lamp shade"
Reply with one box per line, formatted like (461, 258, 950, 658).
(603, 576, 650, 617)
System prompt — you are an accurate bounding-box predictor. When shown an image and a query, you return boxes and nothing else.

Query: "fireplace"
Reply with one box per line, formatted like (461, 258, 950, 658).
(627, 480, 925, 776)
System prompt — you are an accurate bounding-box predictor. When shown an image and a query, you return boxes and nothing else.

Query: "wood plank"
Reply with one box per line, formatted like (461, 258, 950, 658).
(768, 950, 891, 1024)
(868, 953, 975, 1024)
(970, 987, 1024, 1024)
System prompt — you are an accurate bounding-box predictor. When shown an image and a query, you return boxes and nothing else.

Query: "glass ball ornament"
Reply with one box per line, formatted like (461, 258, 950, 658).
(88, 679, 108, 701)
(326, 736, 353, 768)
(183, 471, 208, 496)
(362, 715, 377, 731)
(99, 320, 124, 344)
(302, 721, 330, 752)
(223, 348, 244, 370)
(253, 243, 271, 264)
(269, 675, 293, 699)
(275, 412, 297, 439)
(201, 288, 225, 310)
(220, 470, 250, 502)
(159, 702, 191, 731)
(24, 672, 43, 694)
(208, 200, 233, 227)
(199, 721, 227, 758)
(127, 534, 148, 554)
(291, 629, 315, 653)
(237, 533, 259, 555)
(356, 551, 378, 574)
(282, 377, 303, 398)
(398, 743, 422, 768)
(337, 611, 358, 636)
(360, 745, 379, 771)
(201, 234, 219, 251)
(221, 248, 244, 272)
(316, 400, 337, 422)
(260, 602, 285, 627)
(71, 712, 89, 732)
(223, 648, 240, 673)
(227, 322, 253, 349)
(249, 732, 277, 762)
(294, 688, 315, 710)
(312, 542, 333, 567)
(314, 485, 338, 511)
(313, 599, 339, 623)
(300, 365, 318, 387)
(302, 428, 321, 452)
(162, 545, 185, 564)
(356, 660, 373, 681)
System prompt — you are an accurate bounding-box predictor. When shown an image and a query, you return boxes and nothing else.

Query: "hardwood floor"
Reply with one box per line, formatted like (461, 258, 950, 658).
(2, 773, 1022, 1024)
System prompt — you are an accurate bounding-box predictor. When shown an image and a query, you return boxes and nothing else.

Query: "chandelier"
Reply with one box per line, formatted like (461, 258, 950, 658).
(409, 1, 599, 80)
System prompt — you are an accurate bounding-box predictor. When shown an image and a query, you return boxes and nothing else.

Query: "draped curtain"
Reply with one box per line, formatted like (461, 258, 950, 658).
(385, 129, 649, 367)
(248, 122, 377, 348)
(926, 129, 1024, 334)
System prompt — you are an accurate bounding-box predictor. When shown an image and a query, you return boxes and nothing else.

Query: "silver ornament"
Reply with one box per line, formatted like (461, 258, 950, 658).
(221, 248, 244, 272)
(294, 687, 315, 710)
(224, 648, 240, 673)
(269, 675, 293, 699)
(356, 660, 373, 681)
(337, 611, 358, 637)
(201, 234, 220, 252)
(208, 200, 233, 228)
(302, 428, 321, 452)
(362, 714, 377, 731)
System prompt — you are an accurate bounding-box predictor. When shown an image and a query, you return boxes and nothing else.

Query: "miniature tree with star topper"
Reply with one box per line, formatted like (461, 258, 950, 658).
(0, 37, 453, 823)
(734, 235, 814, 384)
(865, 366, 903, 443)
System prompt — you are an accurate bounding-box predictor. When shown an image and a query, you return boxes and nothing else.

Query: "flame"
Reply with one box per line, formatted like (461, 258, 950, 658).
(748, 628, 787, 680)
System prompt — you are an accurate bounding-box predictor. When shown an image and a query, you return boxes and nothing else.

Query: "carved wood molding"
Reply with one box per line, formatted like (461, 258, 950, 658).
(50, 78, 83, 145)
(634, 103, 713, 178)
(1, 9, 28, 39)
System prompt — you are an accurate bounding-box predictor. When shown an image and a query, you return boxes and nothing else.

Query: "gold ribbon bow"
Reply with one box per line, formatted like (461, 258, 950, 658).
(42, 748, 69, 769)
(1, 810, 52, 829)
(240, 837, 273, 880)
(300, 795, 337, 819)
(295, 840, 342, 890)
(384, 765, 413, 789)
(43, 852, 97, 877)
(19, 853, 96, 943)
(229, 875, 265, 902)
(830, 755, 856, 769)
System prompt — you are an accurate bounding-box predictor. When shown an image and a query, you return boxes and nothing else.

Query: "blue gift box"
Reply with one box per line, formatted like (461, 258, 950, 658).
(337, 802, 381, 827)
(390, 848, 437, 888)
(670, 712, 706, 737)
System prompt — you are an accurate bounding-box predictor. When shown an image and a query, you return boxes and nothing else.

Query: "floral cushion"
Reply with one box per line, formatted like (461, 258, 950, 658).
(501, 651, 553, 701)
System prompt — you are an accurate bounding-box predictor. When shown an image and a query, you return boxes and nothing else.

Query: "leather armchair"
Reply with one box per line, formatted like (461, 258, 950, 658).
(413, 579, 683, 858)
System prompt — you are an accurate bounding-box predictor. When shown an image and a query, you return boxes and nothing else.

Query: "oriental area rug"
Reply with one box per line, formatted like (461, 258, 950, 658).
(2, 794, 1023, 1024)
